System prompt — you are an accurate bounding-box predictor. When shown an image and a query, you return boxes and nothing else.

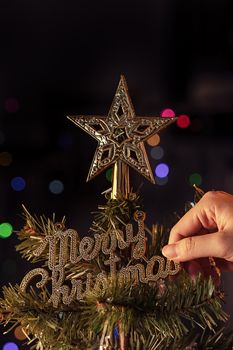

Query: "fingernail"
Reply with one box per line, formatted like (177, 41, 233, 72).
(162, 244, 178, 259)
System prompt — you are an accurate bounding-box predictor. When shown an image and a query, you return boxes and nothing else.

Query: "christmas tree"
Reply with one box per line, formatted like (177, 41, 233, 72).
(1, 76, 233, 349)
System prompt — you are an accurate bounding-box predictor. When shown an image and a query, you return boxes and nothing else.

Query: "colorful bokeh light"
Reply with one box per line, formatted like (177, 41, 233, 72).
(147, 134, 160, 146)
(177, 114, 190, 128)
(161, 108, 175, 118)
(189, 173, 202, 186)
(0, 222, 13, 238)
(106, 168, 113, 182)
(14, 325, 27, 341)
(150, 146, 164, 160)
(155, 163, 169, 178)
(2, 342, 19, 350)
(49, 180, 64, 194)
(4, 98, 20, 113)
(11, 176, 26, 191)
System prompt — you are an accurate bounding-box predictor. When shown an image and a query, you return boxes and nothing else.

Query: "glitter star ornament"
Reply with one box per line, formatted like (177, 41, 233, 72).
(68, 76, 174, 177)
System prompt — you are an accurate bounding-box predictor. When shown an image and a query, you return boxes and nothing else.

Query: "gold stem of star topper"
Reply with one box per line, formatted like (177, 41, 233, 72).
(111, 161, 130, 200)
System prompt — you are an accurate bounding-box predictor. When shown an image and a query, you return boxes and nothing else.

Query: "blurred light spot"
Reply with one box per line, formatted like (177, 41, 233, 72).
(49, 180, 64, 194)
(0, 152, 13, 166)
(150, 146, 164, 160)
(189, 173, 202, 186)
(113, 327, 119, 338)
(0, 222, 13, 238)
(147, 134, 160, 146)
(4, 98, 20, 113)
(11, 176, 26, 191)
(0, 130, 5, 144)
(58, 133, 74, 150)
(155, 163, 169, 178)
(155, 176, 168, 186)
(177, 114, 190, 128)
(14, 326, 27, 341)
(3, 343, 19, 350)
(161, 108, 175, 118)
(1, 259, 17, 276)
(106, 168, 113, 182)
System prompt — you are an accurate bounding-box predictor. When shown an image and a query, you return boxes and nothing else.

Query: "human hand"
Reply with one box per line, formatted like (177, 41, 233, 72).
(162, 191, 233, 272)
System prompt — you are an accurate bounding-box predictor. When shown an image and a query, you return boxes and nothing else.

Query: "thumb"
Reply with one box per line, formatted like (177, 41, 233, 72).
(162, 231, 229, 262)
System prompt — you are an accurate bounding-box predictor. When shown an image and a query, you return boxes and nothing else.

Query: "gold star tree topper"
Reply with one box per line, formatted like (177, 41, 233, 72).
(67, 75, 175, 199)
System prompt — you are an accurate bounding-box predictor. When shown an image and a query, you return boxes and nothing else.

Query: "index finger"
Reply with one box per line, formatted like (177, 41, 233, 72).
(169, 193, 217, 244)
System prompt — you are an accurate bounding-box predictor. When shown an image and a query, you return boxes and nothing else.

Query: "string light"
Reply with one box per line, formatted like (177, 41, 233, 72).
(155, 163, 169, 178)
(177, 114, 190, 128)
(147, 134, 160, 146)
(49, 180, 64, 194)
(0, 222, 13, 239)
(11, 176, 26, 191)
(160, 108, 175, 118)
(189, 173, 202, 186)
(150, 146, 164, 160)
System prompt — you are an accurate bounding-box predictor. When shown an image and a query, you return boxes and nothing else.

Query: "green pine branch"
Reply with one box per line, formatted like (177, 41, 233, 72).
(1, 186, 233, 349)
(0, 272, 229, 349)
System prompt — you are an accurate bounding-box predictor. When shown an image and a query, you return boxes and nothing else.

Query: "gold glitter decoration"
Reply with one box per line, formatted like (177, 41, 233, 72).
(18, 76, 180, 308)
(20, 268, 49, 293)
(132, 210, 147, 259)
(20, 213, 180, 307)
(67, 75, 176, 185)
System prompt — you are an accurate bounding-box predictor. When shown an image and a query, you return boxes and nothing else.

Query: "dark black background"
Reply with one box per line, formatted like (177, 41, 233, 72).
(0, 0, 233, 347)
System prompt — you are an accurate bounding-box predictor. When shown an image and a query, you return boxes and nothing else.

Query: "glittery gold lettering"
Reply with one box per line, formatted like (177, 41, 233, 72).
(20, 211, 180, 307)
(119, 264, 147, 285)
(104, 253, 121, 278)
(20, 268, 49, 292)
(79, 234, 102, 261)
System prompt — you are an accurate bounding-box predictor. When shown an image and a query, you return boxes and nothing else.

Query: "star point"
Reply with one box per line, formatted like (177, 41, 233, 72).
(67, 76, 176, 184)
